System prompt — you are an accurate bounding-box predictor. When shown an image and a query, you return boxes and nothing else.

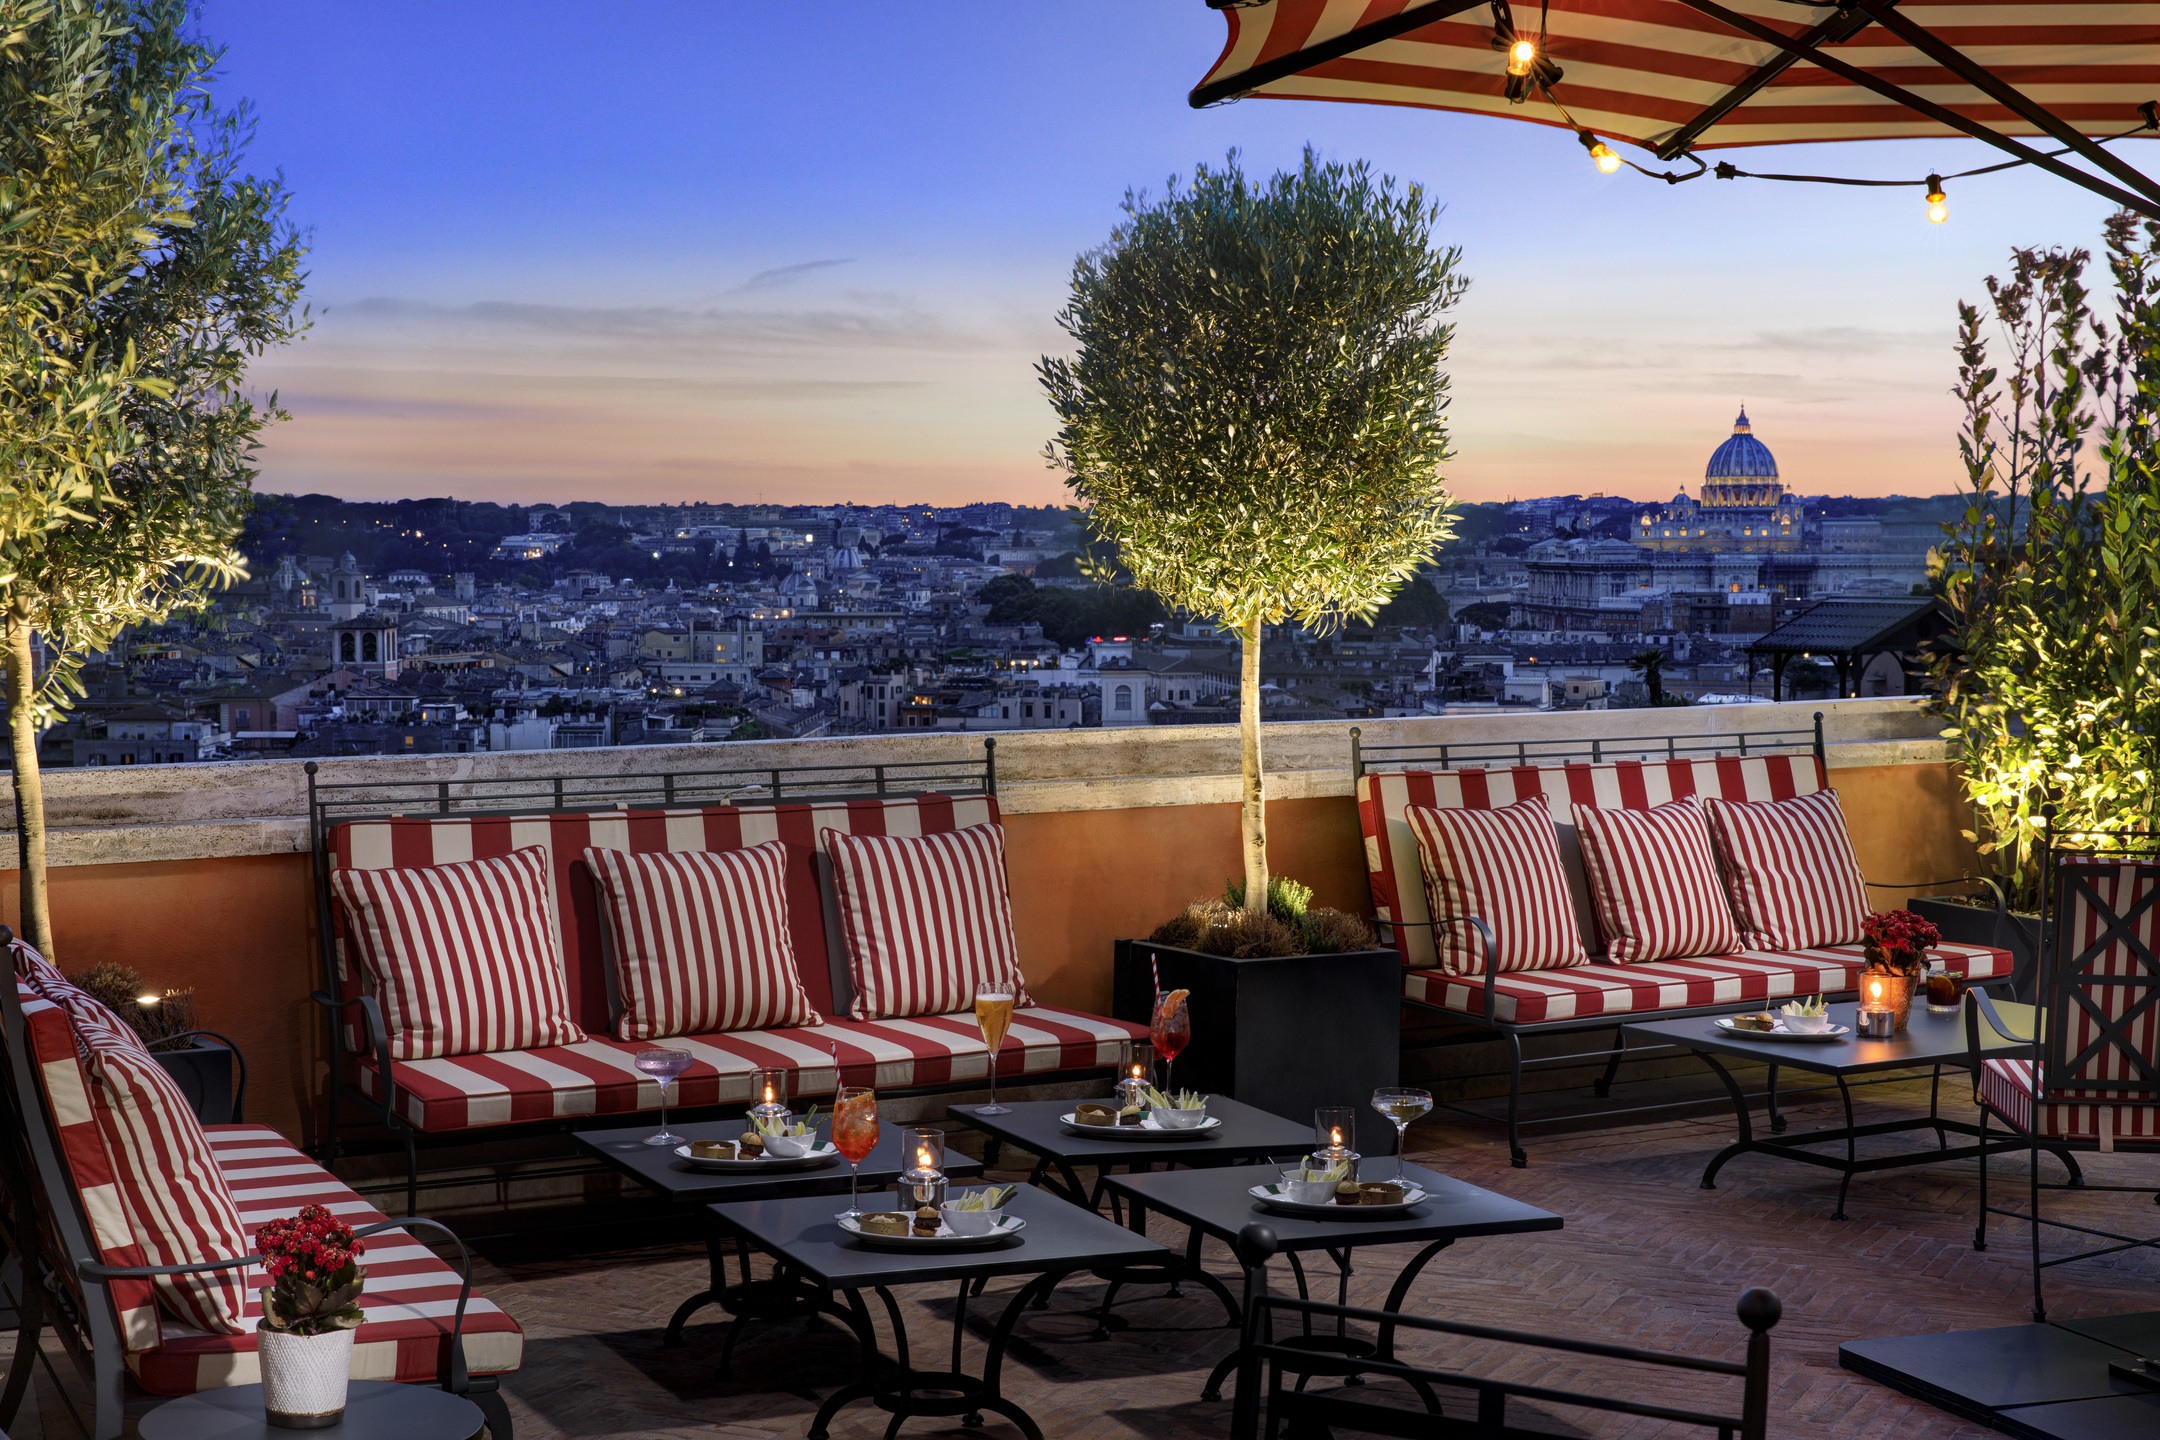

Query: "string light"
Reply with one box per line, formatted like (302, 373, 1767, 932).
(1925, 174, 1948, 223)
(1580, 131, 1621, 174)
(1506, 37, 1537, 77)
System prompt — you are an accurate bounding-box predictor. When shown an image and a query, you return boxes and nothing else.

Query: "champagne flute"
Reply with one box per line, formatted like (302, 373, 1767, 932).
(1150, 988, 1190, 1096)
(633, 1047, 694, 1147)
(1371, 1087, 1433, 1182)
(974, 987, 1015, 1116)
(832, 1085, 880, 1218)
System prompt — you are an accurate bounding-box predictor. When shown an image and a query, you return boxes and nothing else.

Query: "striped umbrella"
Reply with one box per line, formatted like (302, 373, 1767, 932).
(1192, 1, 2160, 215)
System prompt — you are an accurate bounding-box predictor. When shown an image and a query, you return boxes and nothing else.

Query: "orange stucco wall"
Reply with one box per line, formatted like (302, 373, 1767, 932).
(7, 760, 1979, 1144)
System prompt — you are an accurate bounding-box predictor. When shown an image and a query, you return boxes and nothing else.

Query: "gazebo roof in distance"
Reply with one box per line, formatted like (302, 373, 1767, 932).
(1746, 596, 1948, 658)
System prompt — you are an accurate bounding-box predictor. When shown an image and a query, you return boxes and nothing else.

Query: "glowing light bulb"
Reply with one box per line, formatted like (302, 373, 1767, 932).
(1925, 174, 1947, 224)
(1507, 37, 1537, 77)
(137, 993, 161, 1008)
(1589, 141, 1620, 174)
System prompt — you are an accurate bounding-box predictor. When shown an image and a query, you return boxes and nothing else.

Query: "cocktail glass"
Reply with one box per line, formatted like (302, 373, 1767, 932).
(634, 1047, 694, 1147)
(1150, 989, 1190, 1095)
(832, 1085, 880, 1218)
(975, 988, 1015, 1115)
(1371, 1087, 1434, 1181)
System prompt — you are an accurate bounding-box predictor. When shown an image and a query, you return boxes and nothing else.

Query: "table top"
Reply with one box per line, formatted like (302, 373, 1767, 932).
(946, 1096, 1315, 1165)
(574, 1117, 983, 1203)
(1101, 1161, 1563, 1253)
(708, 1183, 1168, 1288)
(139, 1381, 482, 1440)
(1622, 999, 2036, 1077)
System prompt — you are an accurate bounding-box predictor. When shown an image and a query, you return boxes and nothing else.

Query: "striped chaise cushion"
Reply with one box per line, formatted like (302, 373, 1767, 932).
(1978, 1057, 2160, 1151)
(1407, 798, 1587, 976)
(1404, 941, 2013, 1025)
(1572, 798, 1742, 963)
(355, 1003, 1142, 1132)
(332, 846, 586, 1060)
(825, 822, 1032, 1021)
(584, 842, 822, 1040)
(132, 1125, 524, 1395)
(1359, 752, 1828, 968)
(1701, 789, 1870, 949)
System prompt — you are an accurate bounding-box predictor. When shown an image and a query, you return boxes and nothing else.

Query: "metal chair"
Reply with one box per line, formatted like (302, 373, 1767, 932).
(1226, 1223, 1778, 1440)
(1968, 836, 2160, 1322)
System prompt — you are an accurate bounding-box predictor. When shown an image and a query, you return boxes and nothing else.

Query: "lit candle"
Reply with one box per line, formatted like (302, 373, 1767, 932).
(1330, 1126, 1343, 1149)
(916, 1142, 934, 1171)
(1867, 977, 1884, 1004)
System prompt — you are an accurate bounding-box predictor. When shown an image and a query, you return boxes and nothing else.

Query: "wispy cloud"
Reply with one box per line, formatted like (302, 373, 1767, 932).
(325, 294, 985, 353)
(737, 257, 853, 291)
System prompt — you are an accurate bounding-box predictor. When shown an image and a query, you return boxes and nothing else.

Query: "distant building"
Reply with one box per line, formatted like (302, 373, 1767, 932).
(1638, 409, 1806, 551)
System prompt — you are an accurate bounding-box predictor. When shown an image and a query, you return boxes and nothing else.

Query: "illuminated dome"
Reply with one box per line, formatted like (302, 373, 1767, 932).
(1705, 407, 1778, 480)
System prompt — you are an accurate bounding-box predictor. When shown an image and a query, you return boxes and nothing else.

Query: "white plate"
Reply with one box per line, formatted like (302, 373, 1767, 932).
(674, 1141, 841, 1172)
(1249, 1182, 1429, 1218)
(1712, 1018, 1852, 1043)
(838, 1212, 1027, 1248)
(1060, 1112, 1223, 1141)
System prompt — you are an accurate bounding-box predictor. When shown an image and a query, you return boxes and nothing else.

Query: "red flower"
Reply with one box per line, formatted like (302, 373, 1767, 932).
(1862, 909, 1941, 954)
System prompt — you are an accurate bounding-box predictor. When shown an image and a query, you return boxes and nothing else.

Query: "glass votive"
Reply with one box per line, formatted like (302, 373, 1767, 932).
(1314, 1106, 1359, 1158)
(1115, 1039, 1153, 1108)
(903, 1127, 945, 1179)
(1857, 1007, 1897, 1040)
(748, 1067, 790, 1125)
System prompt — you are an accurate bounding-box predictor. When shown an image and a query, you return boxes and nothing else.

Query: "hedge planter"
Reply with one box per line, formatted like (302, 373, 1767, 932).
(1113, 939, 1402, 1154)
(151, 1039, 237, 1126)
(1908, 896, 2041, 1001)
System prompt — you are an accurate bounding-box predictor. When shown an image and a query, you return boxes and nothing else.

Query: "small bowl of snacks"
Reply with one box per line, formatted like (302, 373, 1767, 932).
(689, 1138, 736, 1161)
(941, 1184, 1016, 1236)
(1144, 1085, 1211, 1129)
(755, 1105, 822, 1159)
(1779, 996, 1833, 1035)
(1278, 1155, 1350, 1205)
(854, 1211, 911, 1238)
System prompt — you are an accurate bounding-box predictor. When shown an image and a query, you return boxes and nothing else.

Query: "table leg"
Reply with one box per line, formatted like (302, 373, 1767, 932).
(1697, 1050, 1758, 1191)
(1375, 1239, 1453, 1361)
(1766, 1063, 1787, 1134)
(1832, 1073, 1860, 1221)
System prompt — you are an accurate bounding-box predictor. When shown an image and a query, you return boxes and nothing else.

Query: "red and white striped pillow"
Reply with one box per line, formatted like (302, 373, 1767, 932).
(1406, 798, 1588, 977)
(584, 842, 823, 1040)
(1701, 789, 1870, 950)
(1572, 799, 1743, 964)
(332, 846, 586, 1060)
(72, 1008, 252, 1337)
(824, 823, 1032, 1021)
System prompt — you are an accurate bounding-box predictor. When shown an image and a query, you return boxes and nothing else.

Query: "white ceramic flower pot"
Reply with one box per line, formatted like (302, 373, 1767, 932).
(259, 1325, 354, 1429)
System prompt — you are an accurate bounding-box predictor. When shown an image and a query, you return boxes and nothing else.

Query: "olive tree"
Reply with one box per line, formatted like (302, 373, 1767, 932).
(1, 0, 305, 956)
(1042, 149, 1463, 914)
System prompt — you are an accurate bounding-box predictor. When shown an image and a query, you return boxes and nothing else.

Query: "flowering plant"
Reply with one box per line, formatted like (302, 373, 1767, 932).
(1861, 910, 1942, 976)
(256, 1205, 366, 1336)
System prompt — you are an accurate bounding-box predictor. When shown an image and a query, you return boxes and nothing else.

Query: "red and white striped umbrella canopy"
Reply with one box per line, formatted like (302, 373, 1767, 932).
(1194, 2, 2160, 156)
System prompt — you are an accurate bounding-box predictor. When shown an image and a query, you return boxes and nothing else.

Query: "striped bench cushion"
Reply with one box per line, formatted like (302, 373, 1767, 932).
(826, 822, 1032, 1020)
(1358, 752, 1828, 968)
(131, 1126, 524, 1396)
(1572, 799, 1742, 964)
(1701, 790, 1871, 950)
(1402, 941, 2012, 1026)
(356, 1004, 1144, 1132)
(1978, 1057, 2160, 1152)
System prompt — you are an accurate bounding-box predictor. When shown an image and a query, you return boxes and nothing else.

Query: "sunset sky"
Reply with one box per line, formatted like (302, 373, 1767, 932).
(205, 2, 2127, 508)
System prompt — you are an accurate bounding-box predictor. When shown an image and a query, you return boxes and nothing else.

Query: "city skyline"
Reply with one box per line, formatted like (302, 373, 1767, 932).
(208, 2, 2121, 508)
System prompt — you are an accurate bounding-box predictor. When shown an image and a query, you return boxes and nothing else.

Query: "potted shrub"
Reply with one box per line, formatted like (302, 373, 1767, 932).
(1923, 219, 2160, 992)
(1043, 151, 1462, 1146)
(69, 962, 238, 1123)
(256, 1204, 367, 1429)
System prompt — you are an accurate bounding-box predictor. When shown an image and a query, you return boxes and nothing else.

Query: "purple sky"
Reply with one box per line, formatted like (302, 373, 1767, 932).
(204, 1, 2125, 506)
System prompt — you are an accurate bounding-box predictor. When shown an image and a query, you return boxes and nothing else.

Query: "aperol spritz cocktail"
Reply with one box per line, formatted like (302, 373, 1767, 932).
(975, 988, 1015, 1115)
(832, 1085, 880, 1217)
(1150, 988, 1191, 1094)
(633, 1047, 693, 1146)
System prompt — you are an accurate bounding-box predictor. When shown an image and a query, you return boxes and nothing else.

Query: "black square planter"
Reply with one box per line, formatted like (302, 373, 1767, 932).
(1113, 939, 1403, 1154)
(1908, 896, 2041, 1001)
(151, 1041, 235, 1126)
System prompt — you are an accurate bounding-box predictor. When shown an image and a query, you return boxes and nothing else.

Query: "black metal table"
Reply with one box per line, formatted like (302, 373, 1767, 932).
(946, 1096, 1314, 1330)
(1621, 999, 2081, 1220)
(1101, 1160, 1562, 1401)
(138, 1382, 483, 1440)
(708, 1184, 1168, 1440)
(573, 1115, 983, 1366)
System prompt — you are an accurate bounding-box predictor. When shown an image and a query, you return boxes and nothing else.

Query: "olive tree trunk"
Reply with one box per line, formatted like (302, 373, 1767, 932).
(1238, 616, 1268, 915)
(3, 612, 53, 959)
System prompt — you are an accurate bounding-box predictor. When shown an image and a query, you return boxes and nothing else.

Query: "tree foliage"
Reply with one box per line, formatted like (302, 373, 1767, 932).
(1042, 149, 1464, 913)
(1932, 213, 2160, 910)
(0, 0, 307, 953)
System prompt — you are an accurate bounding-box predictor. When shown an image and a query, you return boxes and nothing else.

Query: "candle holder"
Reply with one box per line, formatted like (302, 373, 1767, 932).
(898, 1127, 948, 1210)
(748, 1067, 790, 1127)
(1857, 1006, 1897, 1040)
(1115, 1039, 1153, 1111)
(1313, 1106, 1361, 1177)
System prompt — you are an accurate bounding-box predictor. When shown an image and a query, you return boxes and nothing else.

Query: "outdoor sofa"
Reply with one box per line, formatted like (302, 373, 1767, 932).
(307, 743, 1144, 1207)
(0, 935, 519, 1440)
(1352, 719, 2016, 1165)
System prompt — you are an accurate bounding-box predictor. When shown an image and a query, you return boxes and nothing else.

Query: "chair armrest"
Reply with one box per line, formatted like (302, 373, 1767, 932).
(157, 1029, 249, 1123)
(77, 1215, 477, 1394)
(312, 990, 396, 1100)
(1426, 916, 1500, 1010)
(1968, 989, 2032, 1046)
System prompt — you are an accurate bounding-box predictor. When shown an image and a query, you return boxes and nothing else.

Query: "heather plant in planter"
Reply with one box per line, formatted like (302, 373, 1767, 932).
(255, 1205, 366, 1428)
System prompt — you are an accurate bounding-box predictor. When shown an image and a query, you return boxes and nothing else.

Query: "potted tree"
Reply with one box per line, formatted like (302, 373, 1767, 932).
(1922, 219, 2160, 991)
(1042, 150, 1464, 1145)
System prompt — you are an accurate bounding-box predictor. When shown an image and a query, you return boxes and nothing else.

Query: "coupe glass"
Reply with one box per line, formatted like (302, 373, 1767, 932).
(1371, 1087, 1434, 1181)
(633, 1047, 694, 1147)
(1150, 989, 1190, 1095)
(832, 1085, 881, 1218)
(974, 987, 1015, 1115)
